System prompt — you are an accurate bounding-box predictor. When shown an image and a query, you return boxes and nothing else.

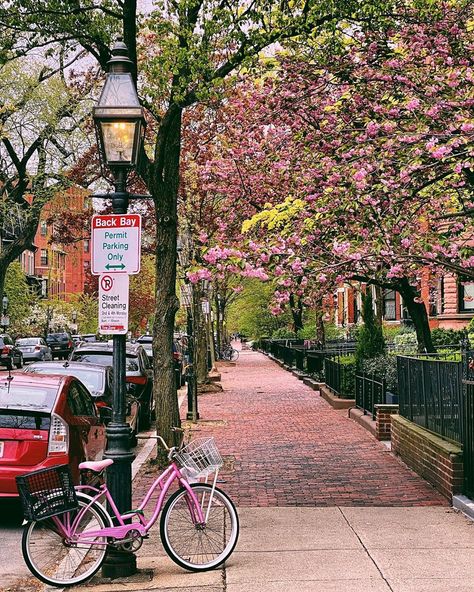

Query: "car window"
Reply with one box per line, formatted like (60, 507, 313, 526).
(0, 384, 58, 411)
(28, 366, 104, 395)
(67, 381, 96, 416)
(0, 411, 51, 430)
(71, 352, 139, 372)
(16, 338, 40, 346)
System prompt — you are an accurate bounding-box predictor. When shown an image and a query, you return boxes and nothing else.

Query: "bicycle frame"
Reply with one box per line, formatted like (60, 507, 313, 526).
(50, 462, 207, 546)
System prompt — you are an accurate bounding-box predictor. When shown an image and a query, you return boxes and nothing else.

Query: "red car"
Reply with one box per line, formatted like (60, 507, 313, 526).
(0, 373, 106, 497)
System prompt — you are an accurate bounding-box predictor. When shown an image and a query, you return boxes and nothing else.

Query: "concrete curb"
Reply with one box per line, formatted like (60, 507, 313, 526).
(453, 494, 474, 521)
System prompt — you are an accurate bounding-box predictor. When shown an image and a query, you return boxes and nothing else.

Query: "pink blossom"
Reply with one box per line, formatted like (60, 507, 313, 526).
(187, 269, 212, 284)
(387, 264, 404, 279)
(401, 238, 411, 249)
(405, 98, 420, 111)
(318, 273, 327, 283)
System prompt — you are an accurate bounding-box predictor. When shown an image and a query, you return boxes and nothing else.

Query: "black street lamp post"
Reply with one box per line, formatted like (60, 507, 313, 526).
(180, 283, 198, 421)
(1, 295, 9, 333)
(92, 39, 146, 579)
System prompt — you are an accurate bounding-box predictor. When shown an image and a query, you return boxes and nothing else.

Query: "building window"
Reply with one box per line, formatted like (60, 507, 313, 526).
(40, 221, 48, 236)
(383, 290, 397, 321)
(40, 249, 48, 266)
(84, 239, 90, 253)
(429, 286, 438, 317)
(459, 281, 474, 312)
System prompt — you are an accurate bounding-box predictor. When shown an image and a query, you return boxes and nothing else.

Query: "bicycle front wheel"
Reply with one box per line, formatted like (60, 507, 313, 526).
(229, 348, 239, 361)
(22, 493, 110, 587)
(160, 483, 239, 572)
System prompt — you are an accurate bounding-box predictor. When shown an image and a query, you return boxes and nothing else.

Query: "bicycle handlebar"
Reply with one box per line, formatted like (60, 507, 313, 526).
(136, 427, 189, 455)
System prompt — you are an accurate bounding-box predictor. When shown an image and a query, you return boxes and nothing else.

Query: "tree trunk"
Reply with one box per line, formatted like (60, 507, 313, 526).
(194, 287, 208, 384)
(150, 106, 182, 454)
(374, 285, 384, 324)
(315, 307, 325, 347)
(289, 293, 303, 334)
(397, 277, 434, 353)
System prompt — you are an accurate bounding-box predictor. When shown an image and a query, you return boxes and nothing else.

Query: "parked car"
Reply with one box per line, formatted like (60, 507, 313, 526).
(24, 361, 140, 443)
(15, 337, 52, 362)
(70, 342, 154, 430)
(0, 373, 107, 497)
(46, 332, 74, 360)
(0, 334, 23, 369)
(137, 334, 186, 389)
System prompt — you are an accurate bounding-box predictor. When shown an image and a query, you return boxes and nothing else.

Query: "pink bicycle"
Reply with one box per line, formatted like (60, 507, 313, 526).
(16, 433, 239, 588)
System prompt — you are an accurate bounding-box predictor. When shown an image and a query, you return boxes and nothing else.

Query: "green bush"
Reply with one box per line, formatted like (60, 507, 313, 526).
(362, 354, 398, 393)
(272, 327, 297, 339)
(431, 328, 465, 347)
(382, 324, 402, 342)
(324, 323, 346, 341)
(355, 293, 385, 368)
(298, 323, 316, 339)
(392, 330, 417, 353)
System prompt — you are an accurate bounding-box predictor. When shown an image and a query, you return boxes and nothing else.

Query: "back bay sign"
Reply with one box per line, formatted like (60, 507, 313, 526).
(91, 214, 141, 275)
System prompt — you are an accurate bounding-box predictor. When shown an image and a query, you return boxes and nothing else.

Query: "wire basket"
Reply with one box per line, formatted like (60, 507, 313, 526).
(175, 437, 223, 479)
(16, 464, 78, 522)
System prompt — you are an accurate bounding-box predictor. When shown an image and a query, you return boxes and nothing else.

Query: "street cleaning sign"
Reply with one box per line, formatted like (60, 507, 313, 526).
(91, 214, 141, 275)
(98, 274, 129, 335)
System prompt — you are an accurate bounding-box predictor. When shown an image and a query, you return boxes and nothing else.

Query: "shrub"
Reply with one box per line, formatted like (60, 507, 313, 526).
(392, 330, 417, 353)
(362, 354, 398, 394)
(431, 328, 465, 347)
(272, 327, 297, 339)
(355, 292, 385, 367)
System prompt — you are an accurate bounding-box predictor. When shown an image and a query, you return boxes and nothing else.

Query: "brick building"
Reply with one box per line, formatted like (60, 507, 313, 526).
(22, 187, 91, 300)
(334, 274, 474, 330)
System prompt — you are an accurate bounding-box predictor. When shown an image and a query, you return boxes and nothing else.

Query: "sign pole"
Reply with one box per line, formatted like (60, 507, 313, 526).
(100, 170, 137, 578)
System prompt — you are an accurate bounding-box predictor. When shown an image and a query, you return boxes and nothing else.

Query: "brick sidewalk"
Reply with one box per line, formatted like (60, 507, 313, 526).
(134, 350, 447, 507)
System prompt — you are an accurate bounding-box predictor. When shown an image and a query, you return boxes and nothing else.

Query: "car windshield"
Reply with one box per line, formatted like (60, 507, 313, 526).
(137, 336, 152, 343)
(16, 338, 40, 346)
(0, 383, 58, 411)
(48, 333, 68, 340)
(71, 352, 139, 372)
(29, 367, 104, 394)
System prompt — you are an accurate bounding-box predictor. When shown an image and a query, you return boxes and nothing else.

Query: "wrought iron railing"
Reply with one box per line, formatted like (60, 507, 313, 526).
(355, 373, 386, 419)
(397, 355, 463, 444)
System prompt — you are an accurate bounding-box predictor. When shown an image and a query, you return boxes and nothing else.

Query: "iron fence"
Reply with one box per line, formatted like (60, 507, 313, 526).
(397, 355, 463, 444)
(355, 373, 386, 419)
(462, 349, 474, 497)
(324, 357, 355, 398)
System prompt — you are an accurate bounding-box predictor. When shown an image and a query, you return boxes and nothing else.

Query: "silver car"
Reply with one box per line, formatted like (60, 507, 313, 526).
(15, 337, 52, 362)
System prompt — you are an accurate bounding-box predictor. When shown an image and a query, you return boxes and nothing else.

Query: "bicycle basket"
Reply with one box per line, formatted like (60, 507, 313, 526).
(175, 437, 223, 479)
(16, 464, 78, 522)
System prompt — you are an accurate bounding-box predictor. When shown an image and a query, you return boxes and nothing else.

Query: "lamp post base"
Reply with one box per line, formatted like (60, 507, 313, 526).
(101, 549, 137, 579)
(186, 411, 200, 420)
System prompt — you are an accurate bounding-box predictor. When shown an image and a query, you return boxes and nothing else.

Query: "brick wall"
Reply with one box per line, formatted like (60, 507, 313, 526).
(374, 404, 398, 441)
(391, 415, 463, 500)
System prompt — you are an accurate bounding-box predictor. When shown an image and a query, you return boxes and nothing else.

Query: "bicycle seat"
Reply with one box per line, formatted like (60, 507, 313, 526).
(79, 459, 113, 472)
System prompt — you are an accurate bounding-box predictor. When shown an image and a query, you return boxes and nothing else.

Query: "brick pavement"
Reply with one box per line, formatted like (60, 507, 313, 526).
(134, 350, 447, 508)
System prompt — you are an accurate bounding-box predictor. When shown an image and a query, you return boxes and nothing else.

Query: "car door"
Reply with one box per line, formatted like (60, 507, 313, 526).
(66, 381, 106, 465)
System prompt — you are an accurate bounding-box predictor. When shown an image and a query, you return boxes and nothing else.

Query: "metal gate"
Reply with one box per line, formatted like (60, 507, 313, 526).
(462, 349, 474, 498)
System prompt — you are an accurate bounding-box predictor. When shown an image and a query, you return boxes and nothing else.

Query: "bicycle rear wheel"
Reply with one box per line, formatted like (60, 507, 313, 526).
(22, 493, 110, 587)
(229, 348, 239, 361)
(160, 483, 239, 572)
